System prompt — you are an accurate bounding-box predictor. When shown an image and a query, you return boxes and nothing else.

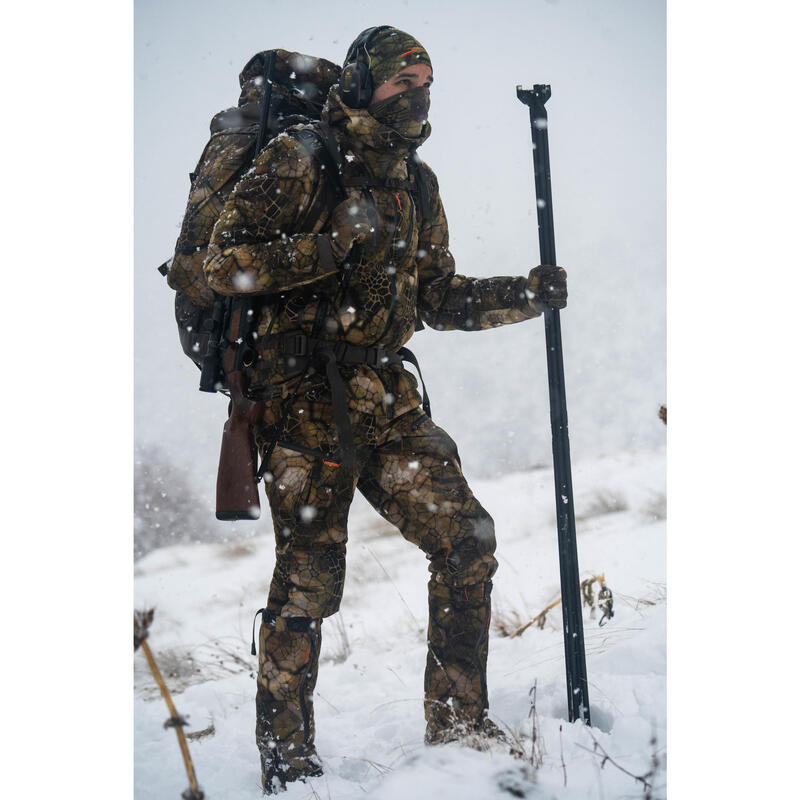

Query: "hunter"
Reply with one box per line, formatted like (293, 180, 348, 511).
(203, 26, 567, 794)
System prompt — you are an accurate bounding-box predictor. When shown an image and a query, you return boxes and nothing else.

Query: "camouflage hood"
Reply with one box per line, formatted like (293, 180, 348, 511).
(322, 84, 431, 162)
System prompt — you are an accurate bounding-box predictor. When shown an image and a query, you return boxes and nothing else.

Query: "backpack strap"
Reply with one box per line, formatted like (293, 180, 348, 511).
(298, 125, 432, 223)
(407, 156, 433, 221)
(397, 346, 431, 417)
(292, 124, 346, 204)
(341, 175, 416, 192)
(336, 157, 433, 221)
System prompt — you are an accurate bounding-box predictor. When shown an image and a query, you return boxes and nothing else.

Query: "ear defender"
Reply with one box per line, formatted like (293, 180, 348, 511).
(339, 61, 372, 109)
(340, 25, 393, 109)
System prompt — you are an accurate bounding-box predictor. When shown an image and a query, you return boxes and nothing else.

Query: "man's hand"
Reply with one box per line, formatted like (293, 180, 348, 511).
(329, 197, 373, 263)
(527, 265, 568, 309)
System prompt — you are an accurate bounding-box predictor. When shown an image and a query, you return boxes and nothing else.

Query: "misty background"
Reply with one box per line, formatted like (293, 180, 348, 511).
(134, 0, 665, 550)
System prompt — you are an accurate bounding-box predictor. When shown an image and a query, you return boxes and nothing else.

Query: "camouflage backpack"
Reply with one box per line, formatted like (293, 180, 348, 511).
(159, 49, 343, 369)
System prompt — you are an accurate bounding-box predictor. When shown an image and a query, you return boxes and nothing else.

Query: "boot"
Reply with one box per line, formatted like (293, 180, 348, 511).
(424, 579, 497, 747)
(255, 612, 323, 794)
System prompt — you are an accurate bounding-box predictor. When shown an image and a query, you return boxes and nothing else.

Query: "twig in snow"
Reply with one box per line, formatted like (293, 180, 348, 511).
(325, 612, 351, 663)
(528, 681, 544, 770)
(370, 696, 427, 712)
(508, 574, 614, 637)
(559, 724, 567, 787)
(316, 691, 341, 713)
(339, 755, 393, 776)
(134, 609, 204, 799)
(386, 665, 407, 687)
(307, 781, 322, 799)
(575, 726, 655, 794)
(509, 597, 562, 637)
(586, 680, 624, 715)
(643, 734, 662, 800)
(364, 544, 421, 629)
(185, 721, 215, 742)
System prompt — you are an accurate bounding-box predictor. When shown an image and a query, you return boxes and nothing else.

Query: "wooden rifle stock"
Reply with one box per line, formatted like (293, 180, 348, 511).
(216, 403, 261, 521)
(215, 308, 264, 521)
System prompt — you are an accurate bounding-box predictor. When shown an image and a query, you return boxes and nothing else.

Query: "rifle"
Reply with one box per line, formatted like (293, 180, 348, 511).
(201, 51, 276, 521)
(517, 84, 591, 725)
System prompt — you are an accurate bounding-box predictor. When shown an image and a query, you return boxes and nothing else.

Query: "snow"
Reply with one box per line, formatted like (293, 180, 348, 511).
(135, 446, 665, 798)
(133, 2, 667, 795)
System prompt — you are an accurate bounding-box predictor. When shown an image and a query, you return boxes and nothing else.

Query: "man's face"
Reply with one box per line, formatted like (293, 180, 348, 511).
(369, 63, 433, 107)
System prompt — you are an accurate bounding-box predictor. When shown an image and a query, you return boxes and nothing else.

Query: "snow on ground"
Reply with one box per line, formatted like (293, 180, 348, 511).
(135, 446, 665, 799)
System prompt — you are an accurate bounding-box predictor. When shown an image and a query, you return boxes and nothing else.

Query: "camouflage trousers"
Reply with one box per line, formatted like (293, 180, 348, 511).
(253, 397, 498, 785)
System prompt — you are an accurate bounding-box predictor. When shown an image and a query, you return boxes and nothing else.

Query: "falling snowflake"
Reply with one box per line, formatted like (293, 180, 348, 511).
(300, 505, 317, 523)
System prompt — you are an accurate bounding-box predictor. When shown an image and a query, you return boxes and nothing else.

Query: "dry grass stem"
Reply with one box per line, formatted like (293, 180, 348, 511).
(498, 574, 614, 639)
(576, 725, 661, 796)
(134, 610, 204, 799)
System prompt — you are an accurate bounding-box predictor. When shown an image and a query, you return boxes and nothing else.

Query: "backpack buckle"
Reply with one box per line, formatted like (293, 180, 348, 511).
(284, 332, 308, 357)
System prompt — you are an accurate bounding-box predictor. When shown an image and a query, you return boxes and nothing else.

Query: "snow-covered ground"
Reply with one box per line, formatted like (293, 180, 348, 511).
(135, 446, 665, 799)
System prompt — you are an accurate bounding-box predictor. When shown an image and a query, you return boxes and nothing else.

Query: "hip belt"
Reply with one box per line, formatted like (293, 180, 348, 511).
(257, 330, 431, 476)
(280, 332, 404, 372)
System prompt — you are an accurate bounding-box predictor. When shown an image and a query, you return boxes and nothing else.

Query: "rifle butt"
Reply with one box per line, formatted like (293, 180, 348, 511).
(215, 409, 261, 521)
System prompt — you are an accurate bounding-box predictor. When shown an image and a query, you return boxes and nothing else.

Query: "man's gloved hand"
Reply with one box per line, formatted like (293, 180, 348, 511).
(329, 196, 373, 263)
(527, 264, 568, 310)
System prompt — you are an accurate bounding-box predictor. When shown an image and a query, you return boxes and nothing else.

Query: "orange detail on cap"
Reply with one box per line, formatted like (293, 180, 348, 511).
(394, 192, 402, 210)
(398, 48, 419, 58)
(323, 460, 340, 468)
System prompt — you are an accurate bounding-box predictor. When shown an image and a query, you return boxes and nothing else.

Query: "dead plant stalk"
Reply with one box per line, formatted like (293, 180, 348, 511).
(135, 612, 203, 800)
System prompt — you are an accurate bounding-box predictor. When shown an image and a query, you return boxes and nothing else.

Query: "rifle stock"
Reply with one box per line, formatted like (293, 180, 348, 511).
(216, 404, 261, 521)
(214, 312, 264, 521)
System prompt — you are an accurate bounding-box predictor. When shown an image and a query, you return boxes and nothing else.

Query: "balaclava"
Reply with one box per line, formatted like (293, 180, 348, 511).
(356, 27, 432, 139)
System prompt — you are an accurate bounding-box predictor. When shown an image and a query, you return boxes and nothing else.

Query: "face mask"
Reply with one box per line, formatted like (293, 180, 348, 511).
(369, 86, 430, 138)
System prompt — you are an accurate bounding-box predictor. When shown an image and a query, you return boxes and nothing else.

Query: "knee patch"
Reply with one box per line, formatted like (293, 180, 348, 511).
(270, 543, 347, 619)
(444, 509, 497, 577)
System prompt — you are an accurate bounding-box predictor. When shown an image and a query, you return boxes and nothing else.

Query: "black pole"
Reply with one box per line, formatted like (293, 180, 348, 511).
(517, 84, 591, 726)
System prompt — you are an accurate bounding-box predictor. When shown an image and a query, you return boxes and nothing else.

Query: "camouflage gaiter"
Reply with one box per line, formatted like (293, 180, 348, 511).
(369, 86, 431, 139)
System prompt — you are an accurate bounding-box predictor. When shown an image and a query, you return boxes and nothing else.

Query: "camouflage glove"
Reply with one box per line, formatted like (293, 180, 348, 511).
(329, 196, 373, 263)
(527, 265, 568, 310)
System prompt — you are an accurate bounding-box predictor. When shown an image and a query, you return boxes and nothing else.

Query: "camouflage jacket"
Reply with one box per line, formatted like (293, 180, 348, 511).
(204, 86, 540, 416)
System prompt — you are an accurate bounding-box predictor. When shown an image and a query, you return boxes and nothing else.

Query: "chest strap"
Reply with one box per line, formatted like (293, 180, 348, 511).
(341, 176, 417, 193)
